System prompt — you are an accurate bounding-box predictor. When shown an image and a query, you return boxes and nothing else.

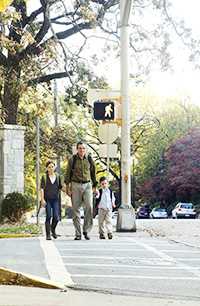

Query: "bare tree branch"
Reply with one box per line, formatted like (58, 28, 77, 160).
(27, 71, 73, 86)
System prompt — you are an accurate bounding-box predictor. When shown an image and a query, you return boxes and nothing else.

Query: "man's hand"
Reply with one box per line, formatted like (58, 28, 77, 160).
(66, 187, 72, 197)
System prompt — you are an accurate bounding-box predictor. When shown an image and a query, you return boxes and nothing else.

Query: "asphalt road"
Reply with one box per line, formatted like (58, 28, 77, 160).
(53, 234, 200, 300)
(1, 218, 200, 302)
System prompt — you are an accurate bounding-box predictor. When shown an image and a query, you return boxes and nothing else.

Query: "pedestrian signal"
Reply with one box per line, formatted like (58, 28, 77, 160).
(93, 100, 115, 120)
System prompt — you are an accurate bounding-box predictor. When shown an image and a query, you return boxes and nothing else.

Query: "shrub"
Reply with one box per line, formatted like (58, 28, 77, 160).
(1, 192, 33, 223)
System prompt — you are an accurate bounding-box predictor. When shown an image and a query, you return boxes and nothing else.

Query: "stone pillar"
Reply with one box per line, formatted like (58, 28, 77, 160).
(0, 125, 25, 211)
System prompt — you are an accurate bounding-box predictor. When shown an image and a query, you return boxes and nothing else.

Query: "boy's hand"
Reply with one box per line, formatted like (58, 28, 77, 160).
(112, 203, 116, 208)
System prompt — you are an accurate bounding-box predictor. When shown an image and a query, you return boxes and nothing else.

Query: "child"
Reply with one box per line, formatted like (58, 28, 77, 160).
(40, 160, 62, 240)
(96, 176, 116, 239)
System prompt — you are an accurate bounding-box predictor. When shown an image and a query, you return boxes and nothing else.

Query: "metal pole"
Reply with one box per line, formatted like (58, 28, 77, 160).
(120, 0, 132, 208)
(36, 116, 40, 225)
(53, 79, 61, 173)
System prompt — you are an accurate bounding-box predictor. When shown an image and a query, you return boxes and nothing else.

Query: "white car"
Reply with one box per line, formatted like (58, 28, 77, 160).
(150, 208, 168, 219)
(172, 203, 196, 219)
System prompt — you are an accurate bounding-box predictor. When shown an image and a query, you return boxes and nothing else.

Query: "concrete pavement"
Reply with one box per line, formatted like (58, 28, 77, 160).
(1, 285, 200, 306)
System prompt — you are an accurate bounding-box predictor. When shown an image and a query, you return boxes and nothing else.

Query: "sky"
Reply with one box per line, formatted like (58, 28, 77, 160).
(148, 0, 200, 103)
(101, 0, 200, 104)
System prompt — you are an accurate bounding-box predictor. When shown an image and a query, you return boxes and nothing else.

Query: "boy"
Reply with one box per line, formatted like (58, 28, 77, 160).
(96, 176, 116, 239)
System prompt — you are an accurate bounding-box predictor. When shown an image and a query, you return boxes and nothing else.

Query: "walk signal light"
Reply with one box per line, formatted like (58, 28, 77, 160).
(93, 100, 115, 120)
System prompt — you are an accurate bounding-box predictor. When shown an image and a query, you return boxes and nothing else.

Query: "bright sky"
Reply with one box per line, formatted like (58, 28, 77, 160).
(102, 0, 200, 105)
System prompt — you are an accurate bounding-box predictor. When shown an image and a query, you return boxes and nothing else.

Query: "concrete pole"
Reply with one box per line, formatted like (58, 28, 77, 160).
(120, 0, 132, 207)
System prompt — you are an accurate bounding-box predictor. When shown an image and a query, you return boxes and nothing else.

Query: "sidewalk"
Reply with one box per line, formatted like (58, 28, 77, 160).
(1, 285, 200, 306)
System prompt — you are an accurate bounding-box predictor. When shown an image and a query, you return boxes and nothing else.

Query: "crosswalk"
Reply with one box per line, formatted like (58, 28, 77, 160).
(40, 235, 200, 298)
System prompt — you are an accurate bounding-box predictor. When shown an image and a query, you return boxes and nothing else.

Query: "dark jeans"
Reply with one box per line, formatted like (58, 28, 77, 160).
(45, 198, 60, 224)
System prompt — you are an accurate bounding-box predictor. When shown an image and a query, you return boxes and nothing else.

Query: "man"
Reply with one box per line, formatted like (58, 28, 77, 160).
(65, 141, 97, 240)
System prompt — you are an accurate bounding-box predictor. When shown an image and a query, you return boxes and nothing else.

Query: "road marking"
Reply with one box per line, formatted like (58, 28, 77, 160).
(161, 249, 200, 253)
(64, 263, 200, 270)
(62, 255, 161, 260)
(71, 274, 200, 280)
(39, 237, 74, 286)
(135, 241, 200, 278)
(60, 248, 145, 252)
(135, 241, 175, 262)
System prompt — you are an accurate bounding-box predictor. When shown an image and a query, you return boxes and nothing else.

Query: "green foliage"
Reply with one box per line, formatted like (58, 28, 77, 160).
(0, 224, 42, 237)
(134, 98, 200, 186)
(1, 192, 34, 223)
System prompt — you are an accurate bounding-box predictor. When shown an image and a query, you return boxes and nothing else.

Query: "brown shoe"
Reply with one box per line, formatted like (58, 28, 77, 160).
(74, 236, 81, 240)
(99, 234, 106, 239)
(108, 233, 113, 239)
(83, 232, 90, 240)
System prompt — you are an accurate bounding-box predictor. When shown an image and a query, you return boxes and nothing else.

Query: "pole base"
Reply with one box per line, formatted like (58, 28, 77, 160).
(116, 207, 136, 232)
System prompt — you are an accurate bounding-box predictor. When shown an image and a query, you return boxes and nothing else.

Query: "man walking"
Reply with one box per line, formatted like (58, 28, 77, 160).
(65, 141, 97, 240)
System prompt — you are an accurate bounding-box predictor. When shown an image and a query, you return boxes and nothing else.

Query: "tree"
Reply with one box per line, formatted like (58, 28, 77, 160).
(0, 0, 118, 124)
(0, 0, 199, 124)
(139, 128, 200, 206)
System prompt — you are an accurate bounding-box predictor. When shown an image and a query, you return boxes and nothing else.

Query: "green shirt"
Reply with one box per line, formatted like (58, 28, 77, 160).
(65, 154, 97, 188)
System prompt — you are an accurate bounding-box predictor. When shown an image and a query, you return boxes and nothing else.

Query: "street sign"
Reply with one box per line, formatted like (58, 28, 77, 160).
(93, 100, 115, 120)
(99, 144, 118, 158)
(98, 123, 119, 144)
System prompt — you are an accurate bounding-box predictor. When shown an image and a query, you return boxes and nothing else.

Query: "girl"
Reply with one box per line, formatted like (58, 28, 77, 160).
(40, 161, 62, 240)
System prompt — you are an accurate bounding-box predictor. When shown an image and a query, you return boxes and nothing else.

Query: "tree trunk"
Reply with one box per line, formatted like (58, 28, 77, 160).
(2, 63, 21, 124)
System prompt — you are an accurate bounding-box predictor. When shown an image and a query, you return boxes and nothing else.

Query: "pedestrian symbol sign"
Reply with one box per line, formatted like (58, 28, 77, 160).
(93, 100, 115, 120)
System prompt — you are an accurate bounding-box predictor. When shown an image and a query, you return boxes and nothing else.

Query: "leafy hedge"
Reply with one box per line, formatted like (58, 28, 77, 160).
(1, 192, 34, 222)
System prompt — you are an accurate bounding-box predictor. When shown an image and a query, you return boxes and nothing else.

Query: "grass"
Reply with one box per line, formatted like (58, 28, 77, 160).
(0, 223, 42, 238)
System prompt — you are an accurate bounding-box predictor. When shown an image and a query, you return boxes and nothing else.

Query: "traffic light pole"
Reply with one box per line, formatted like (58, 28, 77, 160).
(116, 0, 136, 232)
(120, 0, 132, 208)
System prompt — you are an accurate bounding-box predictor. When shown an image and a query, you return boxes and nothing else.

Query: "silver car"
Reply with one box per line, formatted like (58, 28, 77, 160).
(172, 203, 196, 219)
(150, 208, 168, 219)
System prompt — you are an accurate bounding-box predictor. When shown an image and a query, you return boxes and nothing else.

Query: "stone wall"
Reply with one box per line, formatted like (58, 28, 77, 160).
(0, 125, 25, 209)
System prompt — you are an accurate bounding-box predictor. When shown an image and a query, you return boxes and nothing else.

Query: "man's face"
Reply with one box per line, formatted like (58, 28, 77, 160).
(77, 144, 86, 158)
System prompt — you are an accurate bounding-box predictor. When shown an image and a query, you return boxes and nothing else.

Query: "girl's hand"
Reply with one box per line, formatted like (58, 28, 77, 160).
(41, 199, 46, 207)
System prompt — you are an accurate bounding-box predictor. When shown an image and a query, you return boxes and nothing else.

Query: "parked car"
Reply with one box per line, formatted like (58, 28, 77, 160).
(150, 208, 168, 219)
(172, 203, 196, 219)
(136, 206, 150, 219)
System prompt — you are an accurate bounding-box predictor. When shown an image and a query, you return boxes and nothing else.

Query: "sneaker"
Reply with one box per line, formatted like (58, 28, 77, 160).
(83, 232, 90, 240)
(108, 233, 113, 239)
(74, 236, 81, 240)
(99, 234, 106, 239)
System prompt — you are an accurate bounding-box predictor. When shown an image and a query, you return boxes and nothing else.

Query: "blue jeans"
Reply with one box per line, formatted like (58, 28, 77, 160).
(45, 198, 60, 224)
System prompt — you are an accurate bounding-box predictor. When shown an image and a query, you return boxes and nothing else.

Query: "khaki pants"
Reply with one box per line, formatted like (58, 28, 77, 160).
(98, 208, 113, 236)
(71, 182, 93, 237)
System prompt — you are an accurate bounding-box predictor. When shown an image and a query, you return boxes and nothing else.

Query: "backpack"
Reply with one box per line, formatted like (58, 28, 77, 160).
(70, 154, 93, 180)
(93, 188, 113, 218)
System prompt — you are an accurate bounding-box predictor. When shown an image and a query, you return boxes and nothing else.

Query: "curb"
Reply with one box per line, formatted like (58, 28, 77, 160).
(0, 267, 66, 289)
(0, 233, 34, 239)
